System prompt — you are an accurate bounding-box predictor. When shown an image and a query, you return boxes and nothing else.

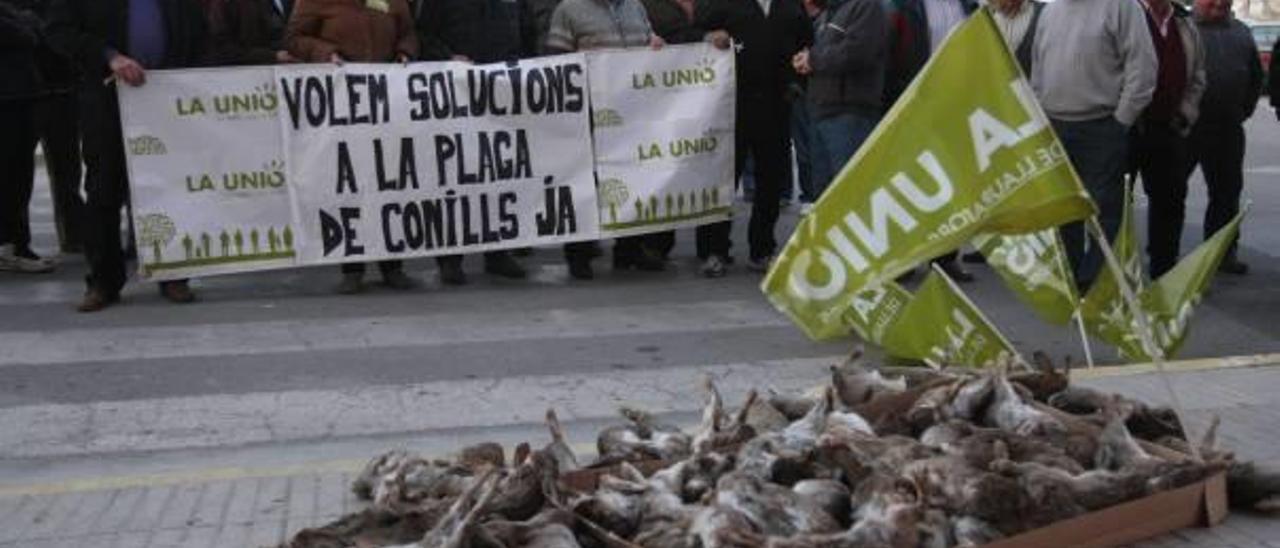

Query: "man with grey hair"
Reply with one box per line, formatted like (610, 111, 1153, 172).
(1032, 0, 1157, 287)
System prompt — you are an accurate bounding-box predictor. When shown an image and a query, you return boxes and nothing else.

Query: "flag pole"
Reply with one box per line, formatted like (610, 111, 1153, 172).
(1073, 309, 1095, 369)
(1085, 216, 1201, 461)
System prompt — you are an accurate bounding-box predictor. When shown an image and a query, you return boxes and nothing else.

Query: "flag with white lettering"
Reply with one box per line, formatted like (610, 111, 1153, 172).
(973, 229, 1078, 325)
(880, 267, 1022, 367)
(761, 8, 1094, 340)
(1081, 184, 1147, 359)
(841, 282, 913, 345)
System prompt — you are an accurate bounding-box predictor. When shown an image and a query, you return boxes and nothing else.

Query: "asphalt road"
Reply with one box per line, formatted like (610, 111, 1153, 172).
(0, 103, 1277, 487)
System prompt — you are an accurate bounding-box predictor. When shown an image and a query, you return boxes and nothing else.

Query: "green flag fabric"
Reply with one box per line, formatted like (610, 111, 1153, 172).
(1081, 184, 1148, 360)
(973, 229, 1079, 325)
(761, 8, 1095, 340)
(881, 268, 1022, 367)
(841, 282, 914, 345)
(1138, 209, 1247, 360)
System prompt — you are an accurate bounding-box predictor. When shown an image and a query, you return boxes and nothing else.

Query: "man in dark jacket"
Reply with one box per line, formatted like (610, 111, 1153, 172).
(414, 0, 534, 285)
(696, 0, 811, 275)
(206, 0, 296, 66)
(1187, 0, 1262, 275)
(792, 0, 885, 201)
(885, 0, 977, 282)
(0, 0, 57, 273)
(48, 0, 208, 311)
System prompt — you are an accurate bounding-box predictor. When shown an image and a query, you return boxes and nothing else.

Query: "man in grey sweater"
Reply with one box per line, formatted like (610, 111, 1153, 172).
(1032, 0, 1157, 287)
(1184, 0, 1261, 275)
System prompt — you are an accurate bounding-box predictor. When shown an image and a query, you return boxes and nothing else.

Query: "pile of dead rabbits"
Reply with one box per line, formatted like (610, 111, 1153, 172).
(282, 353, 1264, 548)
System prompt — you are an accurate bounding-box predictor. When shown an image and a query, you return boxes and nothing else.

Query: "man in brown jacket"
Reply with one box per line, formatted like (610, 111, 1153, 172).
(286, 0, 419, 294)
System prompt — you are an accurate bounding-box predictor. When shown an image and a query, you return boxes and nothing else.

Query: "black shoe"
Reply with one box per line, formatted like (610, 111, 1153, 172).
(439, 259, 468, 286)
(484, 253, 527, 279)
(158, 280, 196, 304)
(1219, 258, 1249, 275)
(568, 258, 594, 280)
(613, 251, 666, 272)
(939, 261, 975, 283)
(962, 251, 986, 264)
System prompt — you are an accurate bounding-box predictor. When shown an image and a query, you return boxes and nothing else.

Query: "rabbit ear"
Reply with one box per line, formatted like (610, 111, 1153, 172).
(1198, 414, 1221, 452)
(546, 409, 568, 444)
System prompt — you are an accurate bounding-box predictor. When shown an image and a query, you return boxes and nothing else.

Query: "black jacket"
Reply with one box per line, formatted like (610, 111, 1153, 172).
(0, 0, 45, 101)
(415, 0, 536, 62)
(1270, 37, 1279, 116)
(884, 0, 977, 107)
(208, 0, 291, 66)
(806, 0, 887, 118)
(1195, 16, 1263, 128)
(695, 0, 811, 95)
(642, 0, 703, 44)
(46, 0, 207, 83)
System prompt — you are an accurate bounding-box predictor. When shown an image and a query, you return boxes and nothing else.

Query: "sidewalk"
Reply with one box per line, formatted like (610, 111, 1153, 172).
(1, 361, 1277, 548)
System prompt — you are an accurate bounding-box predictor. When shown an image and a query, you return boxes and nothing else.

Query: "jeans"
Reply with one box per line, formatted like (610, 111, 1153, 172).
(811, 111, 879, 200)
(1135, 120, 1190, 277)
(1185, 123, 1245, 261)
(1053, 116, 1131, 287)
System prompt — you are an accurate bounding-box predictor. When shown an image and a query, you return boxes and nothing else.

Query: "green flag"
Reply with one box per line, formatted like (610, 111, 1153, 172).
(881, 267, 1022, 367)
(841, 282, 913, 345)
(1138, 209, 1247, 360)
(1081, 184, 1148, 360)
(761, 8, 1095, 340)
(973, 229, 1079, 325)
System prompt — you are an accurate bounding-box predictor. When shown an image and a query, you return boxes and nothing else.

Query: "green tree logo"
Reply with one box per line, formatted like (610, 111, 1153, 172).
(250, 229, 260, 254)
(137, 214, 176, 264)
(599, 178, 630, 223)
(283, 226, 294, 250)
(234, 230, 244, 255)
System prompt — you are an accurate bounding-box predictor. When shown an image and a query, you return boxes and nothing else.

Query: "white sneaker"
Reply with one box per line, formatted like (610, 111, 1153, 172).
(0, 244, 55, 274)
(700, 255, 728, 278)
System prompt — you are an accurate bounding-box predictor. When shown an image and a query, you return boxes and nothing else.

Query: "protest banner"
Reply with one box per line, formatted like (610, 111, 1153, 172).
(277, 56, 598, 265)
(588, 44, 736, 237)
(761, 9, 1095, 340)
(973, 229, 1078, 325)
(117, 50, 737, 278)
(118, 67, 297, 281)
(880, 267, 1022, 367)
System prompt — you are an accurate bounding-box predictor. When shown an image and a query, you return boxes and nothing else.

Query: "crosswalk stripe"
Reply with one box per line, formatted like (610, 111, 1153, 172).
(0, 300, 789, 367)
(0, 357, 837, 459)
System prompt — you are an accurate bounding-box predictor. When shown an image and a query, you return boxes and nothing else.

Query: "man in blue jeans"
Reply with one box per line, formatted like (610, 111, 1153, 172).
(792, 0, 884, 203)
(1033, 0, 1157, 288)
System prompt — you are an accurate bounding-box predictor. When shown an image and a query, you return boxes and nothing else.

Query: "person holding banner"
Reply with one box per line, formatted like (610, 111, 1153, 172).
(1185, 0, 1262, 275)
(696, 0, 811, 275)
(883, 0, 979, 283)
(412, 0, 535, 285)
(285, 0, 420, 294)
(545, 0, 667, 280)
(47, 0, 209, 311)
(1032, 0, 1157, 288)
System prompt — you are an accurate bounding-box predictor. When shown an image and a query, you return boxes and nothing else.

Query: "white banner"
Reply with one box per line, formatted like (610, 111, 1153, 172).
(119, 67, 298, 281)
(278, 56, 597, 265)
(118, 47, 735, 280)
(589, 44, 735, 237)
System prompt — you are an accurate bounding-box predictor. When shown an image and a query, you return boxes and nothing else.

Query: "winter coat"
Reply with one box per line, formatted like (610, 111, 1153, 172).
(694, 0, 812, 96)
(883, 0, 977, 106)
(415, 0, 536, 62)
(46, 0, 208, 82)
(0, 0, 45, 101)
(208, 0, 292, 65)
(285, 0, 418, 63)
(641, 0, 704, 44)
(806, 0, 887, 118)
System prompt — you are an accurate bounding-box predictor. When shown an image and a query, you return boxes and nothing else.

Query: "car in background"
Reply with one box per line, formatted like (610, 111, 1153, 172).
(1245, 19, 1280, 90)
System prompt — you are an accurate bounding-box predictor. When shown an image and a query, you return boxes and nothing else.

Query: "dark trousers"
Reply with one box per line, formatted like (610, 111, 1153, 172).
(1185, 123, 1245, 260)
(37, 92, 85, 252)
(1136, 121, 1190, 277)
(79, 86, 131, 294)
(698, 91, 791, 261)
(1054, 116, 1130, 287)
(436, 250, 513, 267)
(341, 260, 403, 275)
(0, 99, 38, 251)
